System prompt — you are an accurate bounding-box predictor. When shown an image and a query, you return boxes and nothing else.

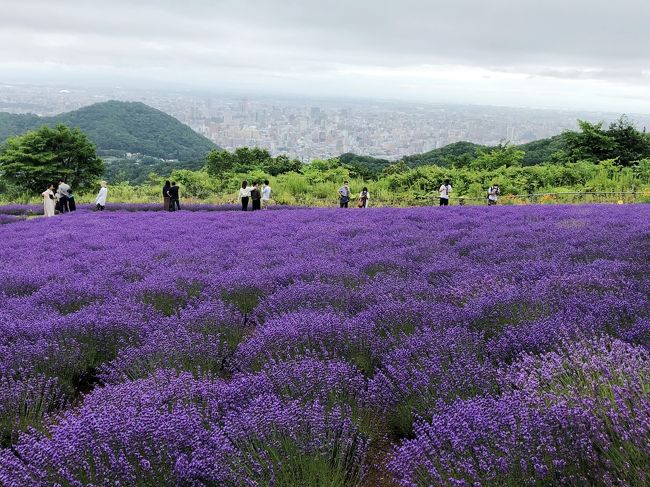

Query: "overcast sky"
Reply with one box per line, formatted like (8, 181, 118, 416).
(1, 0, 649, 112)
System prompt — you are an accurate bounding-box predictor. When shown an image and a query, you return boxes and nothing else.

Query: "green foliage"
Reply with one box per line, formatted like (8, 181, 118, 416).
(402, 141, 484, 168)
(519, 135, 567, 166)
(470, 144, 524, 171)
(2, 114, 649, 206)
(564, 116, 650, 166)
(105, 158, 205, 185)
(337, 153, 392, 178)
(0, 101, 217, 162)
(635, 159, 650, 184)
(608, 116, 650, 165)
(0, 124, 103, 193)
(206, 147, 302, 178)
(221, 287, 265, 323)
(168, 169, 218, 199)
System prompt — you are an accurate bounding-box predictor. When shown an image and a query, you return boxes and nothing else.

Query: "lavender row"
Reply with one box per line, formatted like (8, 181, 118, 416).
(0, 205, 648, 485)
(0, 202, 307, 217)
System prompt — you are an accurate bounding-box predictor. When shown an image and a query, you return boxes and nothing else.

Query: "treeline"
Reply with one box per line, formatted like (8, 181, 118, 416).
(1, 115, 650, 206)
(157, 116, 650, 205)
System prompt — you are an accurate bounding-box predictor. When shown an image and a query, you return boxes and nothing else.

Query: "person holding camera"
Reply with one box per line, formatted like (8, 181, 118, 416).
(439, 179, 452, 206)
(487, 184, 501, 205)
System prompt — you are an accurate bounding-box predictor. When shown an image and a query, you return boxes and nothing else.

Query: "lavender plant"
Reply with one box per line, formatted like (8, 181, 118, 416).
(0, 204, 648, 485)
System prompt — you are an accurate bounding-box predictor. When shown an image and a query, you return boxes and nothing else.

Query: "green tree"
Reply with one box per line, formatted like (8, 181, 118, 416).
(382, 161, 409, 176)
(206, 147, 300, 178)
(205, 149, 236, 177)
(635, 159, 650, 184)
(262, 154, 303, 176)
(608, 116, 650, 165)
(470, 144, 524, 171)
(0, 124, 103, 193)
(564, 120, 615, 163)
(563, 117, 650, 166)
(232, 147, 272, 170)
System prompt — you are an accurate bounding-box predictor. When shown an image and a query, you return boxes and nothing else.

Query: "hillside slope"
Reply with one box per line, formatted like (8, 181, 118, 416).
(0, 101, 218, 162)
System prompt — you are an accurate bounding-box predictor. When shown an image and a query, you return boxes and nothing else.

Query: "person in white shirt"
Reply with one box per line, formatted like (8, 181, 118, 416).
(261, 179, 272, 209)
(487, 184, 500, 206)
(95, 181, 108, 211)
(338, 181, 351, 208)
(239, 180, 251, 211)
(57, 180, 71, 213)
(42, 184, 56, 217)
(439, 179, 452, 206)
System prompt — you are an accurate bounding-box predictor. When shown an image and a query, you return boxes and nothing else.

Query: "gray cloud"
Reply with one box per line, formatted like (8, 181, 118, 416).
(1, 0, 649, 110)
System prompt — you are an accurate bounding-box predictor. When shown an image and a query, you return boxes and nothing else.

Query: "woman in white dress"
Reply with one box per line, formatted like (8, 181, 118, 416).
(42, 184, 56, 217)
(95, 181, 108, 210)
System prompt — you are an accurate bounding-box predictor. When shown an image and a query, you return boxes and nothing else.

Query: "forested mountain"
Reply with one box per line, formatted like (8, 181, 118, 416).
(519, 135, 566, 165)
(336, 118, 649, 178)
(0, 101, 218, 162)
(402, 141, 485, 168)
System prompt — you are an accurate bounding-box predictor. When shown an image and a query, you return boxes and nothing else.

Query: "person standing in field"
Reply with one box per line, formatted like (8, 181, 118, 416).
(42, 184, 56, 217)
(251, 182, 262, 211)
(338, 181, 351, 208)
(162, 180, 171, 211)
(57, 180, 71, 213)
(240, 180, 251, 211)
(261, 179, 272, 209)
(95, 181, 108, 211)
(358, 187, 370, 208)
(67, 190, 77, 212)
(439, 179, 452, 206)
(487, 184, 500, 206)
(168, 181, 181, 211)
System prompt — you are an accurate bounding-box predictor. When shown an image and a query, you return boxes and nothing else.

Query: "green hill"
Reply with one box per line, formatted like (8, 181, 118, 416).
(519, 135, 567, 165)
(402, 141, 485, 168)
(0, 101, 218, 162)
(338, 137, 568, 177)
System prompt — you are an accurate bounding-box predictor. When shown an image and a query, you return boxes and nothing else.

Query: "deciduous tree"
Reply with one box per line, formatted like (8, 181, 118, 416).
(0, 124, 103, 193)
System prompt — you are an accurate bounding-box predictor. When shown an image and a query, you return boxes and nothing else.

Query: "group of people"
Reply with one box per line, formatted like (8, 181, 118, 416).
(440, 180, 501, 206)
(439, 180, 502, 206)
(42, 180, 76, 216)
(41, 178, 501, 217)
(338, 181, 370, 208)
(337, 179, 502, 208)
(162, 181, 181, 211)
(41, 180, 109, 217)
(239, 180, 272, 211)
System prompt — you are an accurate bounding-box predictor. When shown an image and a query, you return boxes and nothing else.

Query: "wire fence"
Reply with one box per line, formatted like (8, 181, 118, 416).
(439, 191, 650, 206)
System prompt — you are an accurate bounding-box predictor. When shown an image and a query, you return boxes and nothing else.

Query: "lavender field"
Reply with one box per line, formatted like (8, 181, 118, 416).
(0, 205, 649, 486)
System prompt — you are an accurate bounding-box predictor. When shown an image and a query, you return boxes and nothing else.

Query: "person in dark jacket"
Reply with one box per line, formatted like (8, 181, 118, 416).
(250, 182, 261, 211)
(67, 190, 77, 212)
(163, 180, 171, 211)
(168, 182, 180, 211)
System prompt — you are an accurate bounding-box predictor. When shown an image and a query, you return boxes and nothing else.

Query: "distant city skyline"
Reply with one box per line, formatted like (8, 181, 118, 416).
(1, 0, 649, 113)
(3, 83, 649, 161)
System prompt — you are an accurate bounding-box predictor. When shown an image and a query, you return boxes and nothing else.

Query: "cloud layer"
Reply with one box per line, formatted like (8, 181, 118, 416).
(1, 0, 649, 111)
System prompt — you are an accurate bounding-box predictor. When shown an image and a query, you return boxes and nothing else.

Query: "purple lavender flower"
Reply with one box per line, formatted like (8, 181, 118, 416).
(0, 204, 648, 485)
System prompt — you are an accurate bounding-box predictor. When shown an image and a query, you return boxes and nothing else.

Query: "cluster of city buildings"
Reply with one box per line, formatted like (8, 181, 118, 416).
(2, 83, 648, 162)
